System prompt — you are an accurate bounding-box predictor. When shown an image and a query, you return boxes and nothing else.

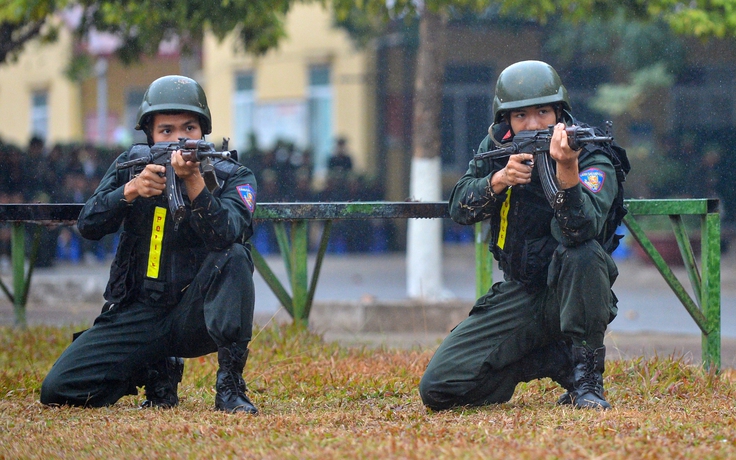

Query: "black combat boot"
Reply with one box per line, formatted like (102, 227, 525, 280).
(567, 345, 610, 409)
(215, 343, 258, 414)
(140, 357, 184, 409)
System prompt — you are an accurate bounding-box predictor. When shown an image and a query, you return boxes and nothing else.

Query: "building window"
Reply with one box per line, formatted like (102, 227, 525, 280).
(308, 65, 333, 175)
(31, 91, 49, 141)
(233, 72, 256, 151)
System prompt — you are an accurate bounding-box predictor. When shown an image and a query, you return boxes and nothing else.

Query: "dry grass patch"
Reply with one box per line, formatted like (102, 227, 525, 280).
(1, 324, 735, 459)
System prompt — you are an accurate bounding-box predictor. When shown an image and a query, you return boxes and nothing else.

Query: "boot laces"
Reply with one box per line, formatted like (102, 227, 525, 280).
(221, 371, 246, 397)
(577, 354, 602, 395)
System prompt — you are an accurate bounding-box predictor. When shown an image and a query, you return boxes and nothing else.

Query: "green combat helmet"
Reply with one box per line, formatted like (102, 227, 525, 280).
(492, 60, 571, 124)
(135, 75, 212, 136)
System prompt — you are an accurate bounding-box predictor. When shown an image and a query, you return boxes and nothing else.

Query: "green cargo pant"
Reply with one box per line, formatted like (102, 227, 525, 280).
(40, 244, 255, 408)
(419, 240, 618, 410)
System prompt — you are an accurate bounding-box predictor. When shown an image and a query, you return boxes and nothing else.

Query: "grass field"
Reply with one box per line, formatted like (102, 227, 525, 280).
(1, 323, 735, 459)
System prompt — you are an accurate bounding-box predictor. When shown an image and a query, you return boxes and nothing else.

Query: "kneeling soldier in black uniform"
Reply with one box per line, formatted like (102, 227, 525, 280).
(41, 75, 259, 414)
(420, 60, 627, 410)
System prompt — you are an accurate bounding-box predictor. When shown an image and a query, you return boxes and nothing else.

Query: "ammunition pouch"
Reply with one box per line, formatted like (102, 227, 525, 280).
(137, 246, 208, 307)
(104, 231, 208, 308)
(493, 234, 557, 291)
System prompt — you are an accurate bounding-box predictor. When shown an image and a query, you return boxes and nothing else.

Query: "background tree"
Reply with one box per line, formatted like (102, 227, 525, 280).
(332, 0, 736, 299)
(0, 0, 59, 64)
(543, 10, 688, 199)
(0, 0, 296, 67)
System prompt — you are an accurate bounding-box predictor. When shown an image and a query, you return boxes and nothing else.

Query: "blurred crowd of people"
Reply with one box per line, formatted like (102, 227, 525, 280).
(0, 135, 404, 271)
(239, 136, 401, 254)
(0, 136, 121, 269)
(0, 136, 113, 204)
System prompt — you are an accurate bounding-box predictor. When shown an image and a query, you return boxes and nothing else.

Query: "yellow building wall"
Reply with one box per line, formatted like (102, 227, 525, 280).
(0, 23, 182, 149)
(203, 3, 375, 174)
(78, 55, 181, 145)
(0, 26, 82, 147)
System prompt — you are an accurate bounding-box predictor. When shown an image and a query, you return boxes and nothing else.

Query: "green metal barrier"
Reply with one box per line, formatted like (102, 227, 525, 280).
(623, 199, 721, 370)
(474, 198, 721, 370)
(249, 202, 449, 326)
(0, 199, 721, 369)
(0, 202, 449, 328)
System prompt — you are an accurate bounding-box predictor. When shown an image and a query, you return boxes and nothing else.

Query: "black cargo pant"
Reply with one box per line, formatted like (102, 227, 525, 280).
(40, 244, 255, 407)
(419, 240, 618, 410)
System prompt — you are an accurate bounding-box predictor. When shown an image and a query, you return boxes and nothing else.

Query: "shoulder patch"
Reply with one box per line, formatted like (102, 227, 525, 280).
(579, 168, 605, 193)
(236, 184, 256, 212)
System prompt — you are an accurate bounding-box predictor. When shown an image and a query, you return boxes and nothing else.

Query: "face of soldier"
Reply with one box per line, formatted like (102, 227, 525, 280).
(508, 104, 557, 134)
(151, 112, 203, 144)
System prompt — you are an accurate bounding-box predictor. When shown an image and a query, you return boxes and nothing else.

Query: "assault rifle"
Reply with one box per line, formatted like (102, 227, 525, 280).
(116, 138, 234, 229)
(473, 122, 614, 209)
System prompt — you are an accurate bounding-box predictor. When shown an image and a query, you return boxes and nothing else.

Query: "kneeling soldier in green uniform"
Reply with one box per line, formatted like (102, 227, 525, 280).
(41, 75, 259, 414)
(420, 60, 628, 410)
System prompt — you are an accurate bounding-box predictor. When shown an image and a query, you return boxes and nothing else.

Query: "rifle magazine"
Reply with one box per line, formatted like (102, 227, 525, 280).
(536, 153, 560, 208)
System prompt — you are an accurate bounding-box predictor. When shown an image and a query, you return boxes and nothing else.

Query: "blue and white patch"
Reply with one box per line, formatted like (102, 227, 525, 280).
(579, 168, 605, 193)
(236, 184, 256, 212)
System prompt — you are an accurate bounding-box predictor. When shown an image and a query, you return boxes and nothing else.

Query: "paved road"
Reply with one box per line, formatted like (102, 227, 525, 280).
(252, 243, 736, 338)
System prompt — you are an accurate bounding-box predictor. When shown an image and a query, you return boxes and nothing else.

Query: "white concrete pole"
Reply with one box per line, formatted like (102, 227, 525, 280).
(407, 155, 445, 299)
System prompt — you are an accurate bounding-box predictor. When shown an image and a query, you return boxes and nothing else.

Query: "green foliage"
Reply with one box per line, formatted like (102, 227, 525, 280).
(332, 0, 736, 56)
(4, 0, 736, 66)
(332, 4, 389, 48)
(544, 9, 687, 74)
(0, 0, 62, 22)
(652, 0, 736, 38)
(72, 0, 294, 62)
(63, 52, 94, 82)
(0, 0, 65, 63)
(331, 0, 451, 20)
(0, 0, 297, 66)
(542, 7, 689, 127)
(590, 64, 675, 117)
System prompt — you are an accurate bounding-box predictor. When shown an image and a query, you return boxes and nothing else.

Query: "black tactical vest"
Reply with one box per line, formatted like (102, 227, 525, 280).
(104, 149, 240, 307)
(489, 164, 558, 290)
(486, 117, 630, 288)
